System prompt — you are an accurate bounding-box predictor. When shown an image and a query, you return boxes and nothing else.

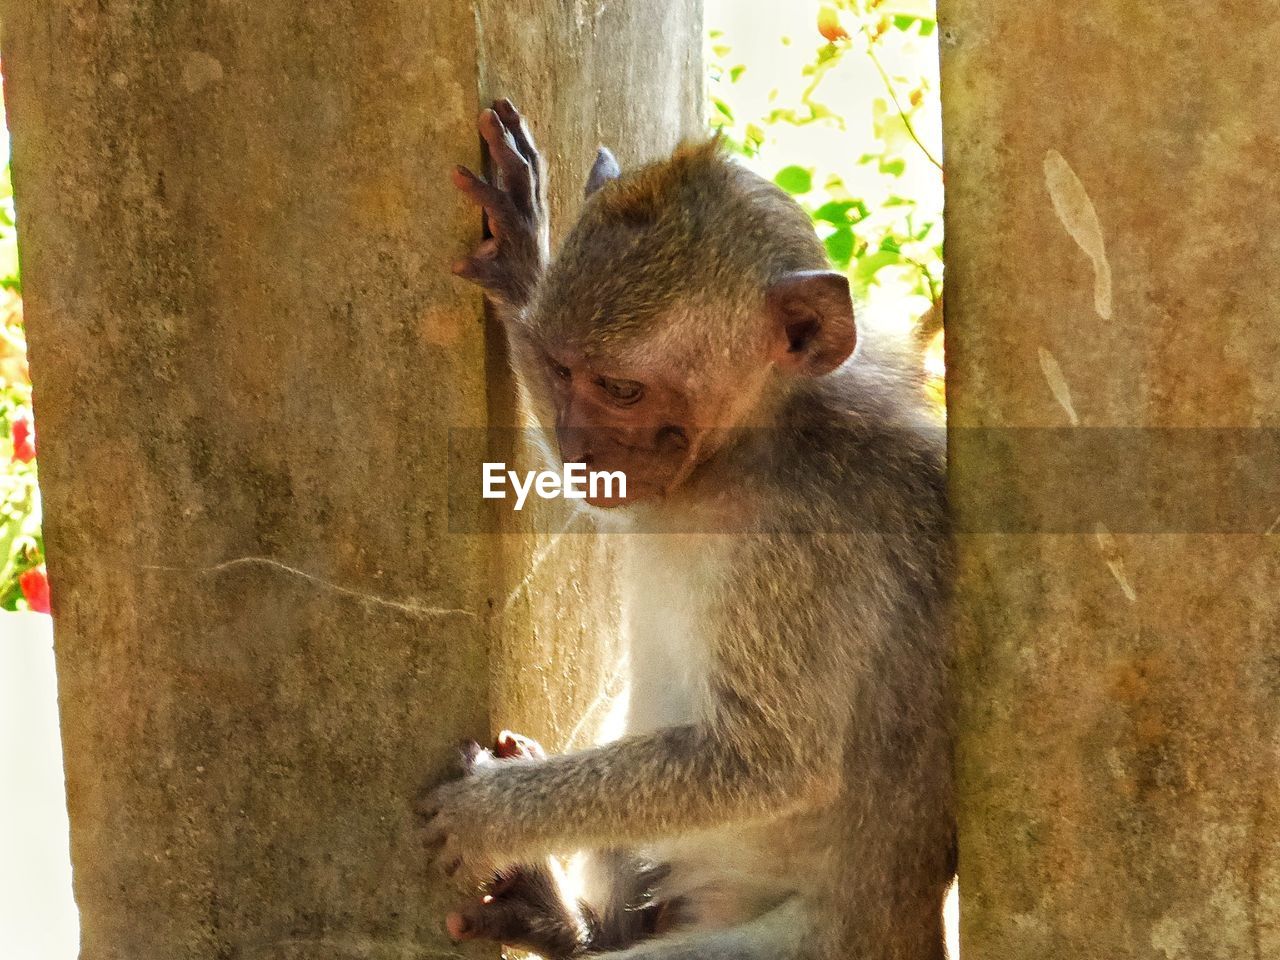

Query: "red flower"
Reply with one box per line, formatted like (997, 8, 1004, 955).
(11, 411, 35, 463)
(817, 7, 850, 43)
(20, 566, 50, 614)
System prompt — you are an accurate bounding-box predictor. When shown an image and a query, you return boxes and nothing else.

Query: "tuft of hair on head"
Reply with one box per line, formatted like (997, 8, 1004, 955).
(537, 132, 831, 355)
(590, 136, 730, 227)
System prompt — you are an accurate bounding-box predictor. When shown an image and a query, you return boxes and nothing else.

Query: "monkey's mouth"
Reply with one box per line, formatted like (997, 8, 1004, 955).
(584, 480, 659, 509)
(577, 443, 709, 508)
(585, 494, 629, 509)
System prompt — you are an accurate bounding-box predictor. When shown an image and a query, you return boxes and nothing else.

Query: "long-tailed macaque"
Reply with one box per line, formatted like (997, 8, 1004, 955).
(417, 100, 954, 960)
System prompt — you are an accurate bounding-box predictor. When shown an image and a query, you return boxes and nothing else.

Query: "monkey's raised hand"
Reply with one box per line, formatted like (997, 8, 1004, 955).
(451, 99, 549, 312)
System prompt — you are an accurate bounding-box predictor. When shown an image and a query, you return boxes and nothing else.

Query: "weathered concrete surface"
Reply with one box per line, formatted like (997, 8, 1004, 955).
(476, 0, 705, 755)
(0, 1, 701, 957)
(940, 3, 1280, 958)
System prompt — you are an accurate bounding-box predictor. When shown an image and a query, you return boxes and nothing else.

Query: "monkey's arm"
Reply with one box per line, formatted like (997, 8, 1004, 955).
(419, 534, 865, 883)
(451, 99, 548, 315)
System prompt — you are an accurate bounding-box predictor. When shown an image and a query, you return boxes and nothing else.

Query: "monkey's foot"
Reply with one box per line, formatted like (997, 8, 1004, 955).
(444, 732, 576, 955)
(445, 862, 585, 960)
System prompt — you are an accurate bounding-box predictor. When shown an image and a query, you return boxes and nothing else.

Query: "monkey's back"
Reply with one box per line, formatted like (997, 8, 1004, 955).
(616, 346, 953, 958)
(793, 348, 954, 960)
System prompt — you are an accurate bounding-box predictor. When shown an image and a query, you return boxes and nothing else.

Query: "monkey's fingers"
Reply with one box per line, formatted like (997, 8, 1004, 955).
(416, 822, 449, 869)
(479, 107, 535, 218)
(452, 166, 514, 242)
(459, 739, 488, 771)
(418, 816, 465, 875)
(446, 897, 531, 946)
(492, 99, 543, 206)
(445, 898, 545, 948)
(451, 245, 508, 294)
(413, 790, 439, 821)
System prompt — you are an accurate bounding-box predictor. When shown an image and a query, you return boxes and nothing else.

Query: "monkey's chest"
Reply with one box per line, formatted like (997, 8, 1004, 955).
(620, 537, 719, 734)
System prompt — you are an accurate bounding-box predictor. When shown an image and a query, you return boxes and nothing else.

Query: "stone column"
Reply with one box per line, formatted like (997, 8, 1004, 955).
(0, 2, 701, 957)
(940, 3, 1280, 958)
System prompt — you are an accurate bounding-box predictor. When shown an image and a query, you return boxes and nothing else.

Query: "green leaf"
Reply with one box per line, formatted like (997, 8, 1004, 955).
(729, 64, 746, 83)
(812, 200, 857, 224)
(853, 250, 903, 288)
(773, 165, 814, 195)
(879, 157, 906, 176)
(0, 519, 19, 589)
(824, 228, 855, 268)
(815, 44, 842, 66)
(913, 220, 938, 241)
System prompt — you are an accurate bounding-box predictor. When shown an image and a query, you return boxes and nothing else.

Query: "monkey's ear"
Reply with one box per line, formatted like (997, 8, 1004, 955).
(584, 146, 621, 197)
(765, 270, 857, 376)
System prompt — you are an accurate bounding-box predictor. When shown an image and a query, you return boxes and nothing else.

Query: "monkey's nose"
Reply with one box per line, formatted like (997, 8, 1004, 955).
(556, 427, 594, 466)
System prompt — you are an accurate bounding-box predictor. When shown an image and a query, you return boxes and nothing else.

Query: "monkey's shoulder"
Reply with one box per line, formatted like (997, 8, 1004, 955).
(759, 362, 947, 533)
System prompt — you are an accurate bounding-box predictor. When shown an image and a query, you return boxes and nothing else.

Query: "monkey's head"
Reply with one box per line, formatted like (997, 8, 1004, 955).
(519, 139, 856, 508)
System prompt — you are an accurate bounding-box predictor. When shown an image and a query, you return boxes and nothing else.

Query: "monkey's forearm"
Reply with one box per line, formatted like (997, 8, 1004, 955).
(476, 723, 836, 857)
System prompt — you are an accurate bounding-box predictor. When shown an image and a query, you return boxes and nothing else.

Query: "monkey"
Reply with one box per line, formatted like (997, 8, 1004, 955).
(417, 98, 954, 960)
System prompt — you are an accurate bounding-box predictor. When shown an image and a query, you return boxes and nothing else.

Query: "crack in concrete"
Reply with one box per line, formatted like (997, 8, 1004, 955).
(141, 556, 478, 621)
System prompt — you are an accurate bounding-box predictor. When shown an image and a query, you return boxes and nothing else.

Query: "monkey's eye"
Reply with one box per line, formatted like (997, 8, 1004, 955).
(597, 377, 644, 405)
(549, 358, 572, 382)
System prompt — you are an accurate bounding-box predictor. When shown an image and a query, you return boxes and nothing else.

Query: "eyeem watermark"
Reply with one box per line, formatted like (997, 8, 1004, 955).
(482, 462, 627, 510)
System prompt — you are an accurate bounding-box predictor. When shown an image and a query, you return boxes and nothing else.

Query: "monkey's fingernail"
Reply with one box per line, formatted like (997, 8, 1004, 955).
(451, 259, 469, 275)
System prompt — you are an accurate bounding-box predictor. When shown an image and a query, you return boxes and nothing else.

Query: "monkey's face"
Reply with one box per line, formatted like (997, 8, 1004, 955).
(535, 343, 767, 508)
(523, 267, 860, 508)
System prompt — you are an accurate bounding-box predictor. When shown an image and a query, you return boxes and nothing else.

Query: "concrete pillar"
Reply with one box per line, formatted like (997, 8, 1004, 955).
(1, 2, 701, 957)
(940, 3, 1280, 958)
